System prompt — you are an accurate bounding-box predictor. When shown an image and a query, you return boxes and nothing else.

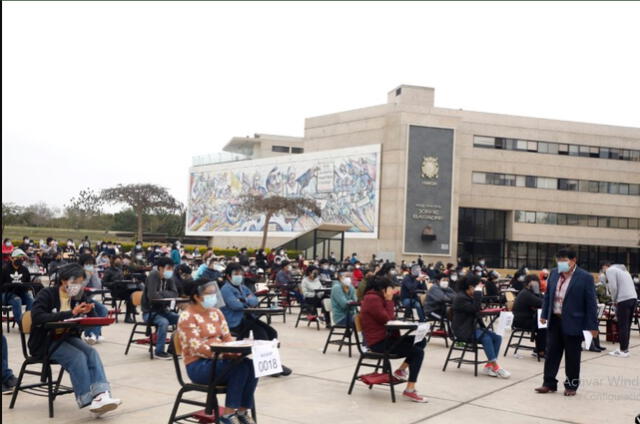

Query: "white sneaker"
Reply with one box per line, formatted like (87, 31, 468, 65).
(84, 334, 97, 345)
(608, 349, 630, 358)
(97, 335, 106, 343)
(495, 368, 511, 379)
(481, 366, 497, 377)
(89, 391, 121, 416)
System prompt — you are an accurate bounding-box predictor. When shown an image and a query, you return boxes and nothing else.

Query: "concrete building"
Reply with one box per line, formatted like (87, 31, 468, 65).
(187, 85, 640, 272)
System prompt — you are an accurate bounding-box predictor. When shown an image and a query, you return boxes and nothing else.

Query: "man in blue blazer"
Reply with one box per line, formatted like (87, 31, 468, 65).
(535, 248, 598, 396)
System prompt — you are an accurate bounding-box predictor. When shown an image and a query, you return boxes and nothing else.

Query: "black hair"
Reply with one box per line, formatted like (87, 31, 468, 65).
(177, 264, 192, 275)
(305, 265, 318, 276)
(58, 263, 86, 284)
(184, 278, 217, 303)
(224, 262, 243, 276)
(376, 262, 396, 277)
(78, 254, 95, 266)
(366, 276, 394, 293)
(23, 235, 29, 240)
(156, 256, 174, 268)
(555, 248, 576, 260)
(600, 260, 612, 268)
(524, 274, 540, 285)
(280, 260, 290, 267)
(46, 237, 53, 244)
(461, 274, 481, 291)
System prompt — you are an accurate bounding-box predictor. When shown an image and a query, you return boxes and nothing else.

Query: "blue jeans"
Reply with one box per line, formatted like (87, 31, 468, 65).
(49, 337, 110, 408)
(186, 358, 258, 409)
(475, 329, 502, 362)
(336, 314, 354, 328)
(2, 291, 34, 322)
(84, 301, 108, 337)
(143, 311, 178, 354)
(402, 298, 426, 322)
(2, 335, 14, 383)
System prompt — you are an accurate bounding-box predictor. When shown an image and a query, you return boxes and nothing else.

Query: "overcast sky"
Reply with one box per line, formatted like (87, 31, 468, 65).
(3, 1, 639, 211)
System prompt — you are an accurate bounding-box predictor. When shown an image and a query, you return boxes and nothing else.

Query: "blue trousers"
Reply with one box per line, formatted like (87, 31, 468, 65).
(474, 329, 502, 362)
(2, 335, 14, 383)
(49, 337, 110, 408)
(143, 311, 178, 354)
(402, 298, 426, 322)
(186, 358, 258, 409)
(84, 301, 108, 337)
(2, 291, 34, 322)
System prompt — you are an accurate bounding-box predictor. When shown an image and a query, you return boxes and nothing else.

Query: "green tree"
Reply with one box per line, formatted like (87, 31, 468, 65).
(66, 188, 104, 230)
(2, 203, 22, 238)
(101, 184, 180, 241)
(239, 194, 321, 250)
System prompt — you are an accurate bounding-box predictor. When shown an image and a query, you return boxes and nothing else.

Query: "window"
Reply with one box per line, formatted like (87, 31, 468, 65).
(578, 215, 588, 226)
(472, 172, 487, 184)
(600, 147, 610, 158)
(558, 179, 578, 191)
(516, 175, 525, 187)
(558, 144, 569, 155)
(632, 150, 640, 162)
(271, 145, 290, 153)
(588, 181, 600, 193)
(547, 143, 559, 154)
(579, 145, 590, 157)
(503, 174, 516, 186)
(537, 212, 557, 225)
(525, 176, 537, 188)
(618, 218, 628, 229)
(538, 142, 549, 153)
(525, 211, 536, 223)
(629, 218, 639, 230)
(516, 140, 528, 151)
(557, 214, 567, 225)
(589, 146, 600, 158)
(569, 145, 579, 156)
(486, 173, 502, 185)
(598, 216, 608, 227)
(588, 216, 598, 227)
(610, 149, 621, 160)
(619, 183, 629, 195)
(537, 177, 557, 189)
(474, 136, 495, 147)
(515, 210, 525, 223)
(291, 147, 304, 154)
(494, 138, 506, 149)
(527, 141, 538, 152)
(579, 180, 590, 192)
(599, 181, 608, 193)
(609, 217, 619, 228)
(630, 184, 640, 196)
(567, 214, 579, 225)
(608, 183, 619, 195)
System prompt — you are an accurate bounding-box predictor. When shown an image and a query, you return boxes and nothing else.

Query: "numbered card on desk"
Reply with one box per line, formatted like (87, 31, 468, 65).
(414, 323, 431, 344)
(251, 340, 283, 378)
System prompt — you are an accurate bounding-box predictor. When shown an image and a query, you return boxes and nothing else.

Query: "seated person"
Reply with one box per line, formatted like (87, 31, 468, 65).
(178, 279, 257, 424)
(47, 252, 67, 276)
(352, 261, 364, 287)
(424, 276, 455, 320)
(509, 266, 529, 292)
(275, 260, 303, 304)
(360, 277, 428, 403)
(102, 255, 137, 323)
(172, 264, 193, 297)
(141, 257, 179, 359)
(2, 335, 18, 394)
(1, 249, 34, 322)
(196, 257, 224, 282)
(300, 266, 330, 324)
(2, 238, 14, 265)
(318, 259, 334, 284)
(484, 271, 501, 298)
(78, 254, 109, 345)
(330, 271, 357, 327)
(452, 276, 511, 378)
(220, 264, 292, 376)
(512, 275, 547, 357)
(29, 264, 121, 416)
(400, 265, 427, 322)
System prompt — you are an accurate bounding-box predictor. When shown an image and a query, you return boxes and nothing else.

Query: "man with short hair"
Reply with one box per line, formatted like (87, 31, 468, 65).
(1, 249, 34, 322)
(601, 261, 637, 358)
(536, 248, 598, 396)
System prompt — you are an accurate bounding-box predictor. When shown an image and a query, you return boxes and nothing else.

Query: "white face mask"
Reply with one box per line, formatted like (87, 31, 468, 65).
(450, 275, 458, 282)
(440, 280, 449, 289)
(66, 283, 83, 297)
(341, 277, 352, 286)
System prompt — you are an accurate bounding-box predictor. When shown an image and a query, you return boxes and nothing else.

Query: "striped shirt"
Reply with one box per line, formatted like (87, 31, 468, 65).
(553, 266, 576, 315)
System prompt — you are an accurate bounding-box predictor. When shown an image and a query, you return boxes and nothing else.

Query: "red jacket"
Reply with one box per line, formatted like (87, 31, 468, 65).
(360, 291, 396, 347)
(353, 268, 364, 283)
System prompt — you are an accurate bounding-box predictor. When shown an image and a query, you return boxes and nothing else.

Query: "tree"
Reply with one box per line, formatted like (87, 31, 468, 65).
(239, 194, 321, 250)
(2, 203, 22, 238)
(101, 184, 180, 241)
(22, 202, 58, 227)
(66, 188, 104, 229)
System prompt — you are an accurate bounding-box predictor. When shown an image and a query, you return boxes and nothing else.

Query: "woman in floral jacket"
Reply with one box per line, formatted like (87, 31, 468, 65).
(177, 278, 258, 424)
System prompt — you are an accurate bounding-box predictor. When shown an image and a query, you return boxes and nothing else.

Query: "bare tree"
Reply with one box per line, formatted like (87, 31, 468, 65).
(66, 188, 104, 229)
(239, 194, 321, 249)
(101, 184, 179, 241)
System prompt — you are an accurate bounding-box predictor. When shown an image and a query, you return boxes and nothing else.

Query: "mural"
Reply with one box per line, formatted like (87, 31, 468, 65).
(186, 144, 381, 238)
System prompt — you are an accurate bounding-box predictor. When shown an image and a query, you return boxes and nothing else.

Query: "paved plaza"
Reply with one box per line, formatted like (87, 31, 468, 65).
(2, 312, 639, 424)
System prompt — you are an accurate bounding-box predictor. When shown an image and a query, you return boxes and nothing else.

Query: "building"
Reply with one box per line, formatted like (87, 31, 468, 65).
(187, 85, 640, 272)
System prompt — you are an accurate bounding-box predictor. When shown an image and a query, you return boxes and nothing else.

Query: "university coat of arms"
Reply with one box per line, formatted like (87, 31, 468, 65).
(421, 156, 439, 179)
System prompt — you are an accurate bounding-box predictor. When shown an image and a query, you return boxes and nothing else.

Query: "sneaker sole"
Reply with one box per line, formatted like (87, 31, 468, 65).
(403, 394, 429, 403)
(90, 401, 120, 415)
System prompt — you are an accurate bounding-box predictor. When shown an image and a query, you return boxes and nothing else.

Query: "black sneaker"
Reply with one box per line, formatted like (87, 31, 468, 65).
(280, 365, 292, 376)
(154, 352, 172, 360)
(5, 375, 18, 388)
(124, 316, 136, 324)
(2, 384, 13, 395)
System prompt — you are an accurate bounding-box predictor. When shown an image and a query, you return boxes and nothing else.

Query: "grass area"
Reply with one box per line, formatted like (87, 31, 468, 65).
(4, 226, 157, 243)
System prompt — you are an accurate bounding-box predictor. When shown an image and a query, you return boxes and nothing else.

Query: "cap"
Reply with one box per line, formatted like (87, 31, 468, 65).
(11, 249, 27, 258)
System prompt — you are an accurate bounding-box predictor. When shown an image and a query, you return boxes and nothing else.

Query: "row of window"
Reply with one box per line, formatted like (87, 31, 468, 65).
(272, 145, 304, 154)
(474, 136, 640, 162)
(514, 210, 640, 230)
(472, 171, 640, 196)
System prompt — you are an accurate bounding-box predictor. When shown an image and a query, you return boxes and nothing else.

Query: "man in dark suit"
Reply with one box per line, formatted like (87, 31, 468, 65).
(535, 248, 598, 396)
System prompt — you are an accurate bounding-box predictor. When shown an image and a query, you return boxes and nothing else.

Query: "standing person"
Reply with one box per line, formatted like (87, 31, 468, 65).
(512, 275, 547, 358)
(601, 261, 637, 358)
(1, 249, 34, 322)
(141, 257, 180, 359)
(535, 248, 598, 396)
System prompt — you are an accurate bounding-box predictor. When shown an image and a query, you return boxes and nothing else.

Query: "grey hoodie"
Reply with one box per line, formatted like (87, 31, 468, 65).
(604, 264, 637, 303)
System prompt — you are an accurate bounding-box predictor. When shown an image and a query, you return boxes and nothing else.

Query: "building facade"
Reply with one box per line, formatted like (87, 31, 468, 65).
(187, 85, 640, 272)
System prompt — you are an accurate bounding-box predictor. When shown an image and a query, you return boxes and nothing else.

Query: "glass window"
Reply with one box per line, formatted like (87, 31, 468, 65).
(588, 216, 598, 227)
(598, 216, 608, 227)
(538, 142, 548, 153)
(537, 177, 557, 189)
(579, 145, 590, 157)
(599, 181, 608, 193)
(609, 217, 619, 228)
(557, 214, 567, 225)
(486, 173, 501, 185)
(525, 176, 537, 188)
(578, 215, 588, 226)
(506, 138, 517, 150)
(579, 180, 590, 192)
(588, 181, 599, 193)
(516, 176, 526, 187)
(567, 214, 579, 225)
(631, 150, 640, 162)
(525, 211, 536, 223)
(558, 144, 569, 155)
(503, 174, 516, 186)
(558, 178, 578, 191)
(474, 136, 495, 147)
(516, 140, 528, 151)
(495, 138, 506, 149)
(515, 210, 525, 223)
(599, 147, 610, 159)
(271, 145, 290, 153)
(608, 183, 619, 194)
(629, 218, 639, 230)
(291, 147, 304, 154)
(618, 218, 628, 229)
(547, 143, 559, 154)
(537, 212, 557, 225)
(527, 141, 538, 152)
(630, 184, 640, 196)
(589, 146, 600, 158)
(623, 150, 631, 160)
(619, 183, 629, 195)
(472, 172, 487, 184)
(610, 149, 621, 160)
(568, 145, 579, 156)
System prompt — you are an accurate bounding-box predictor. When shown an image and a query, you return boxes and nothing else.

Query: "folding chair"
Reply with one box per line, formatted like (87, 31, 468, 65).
(503, 327, 540, 361)
(322, 299, 356, 357)
(442, 327, 488, 377)
(426, 312, 450, 347)
(124, 291, 159, 359)
(9, 311, 74, 417)
(2, 304, 15, 333)
(295, 299, 320, 331)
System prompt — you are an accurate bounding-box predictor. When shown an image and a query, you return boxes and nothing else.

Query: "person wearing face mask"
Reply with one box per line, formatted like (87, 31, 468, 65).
(352, 261, 364, 287)
(400, 265, 427, 322)
(510, 266, 529, 292)
(300, 266, 330, 325)
(331, 271, 357, 327)
(178, 278, 258, 424)
(172, 264, 193, 297)
(538, 269, 550, 293)
(141, 257, 180, 359)
(102, 255, 135, 323)
(47, 252, 67, 276)
(512, 275, 547, 358)
(131, 241, 144, 256)
(18, 236, 31, 253)
(275, 260, 303, 304)
(29, 264, 121, 416)
(2, 238, 14, 264)
(424, 277, 455, 321)
(1, 249, 35, 322)
(198, 258, 224, 282)
(601, 261, 637, 358)
(78, 254, 109, 345)
(536, 248, 598, 396)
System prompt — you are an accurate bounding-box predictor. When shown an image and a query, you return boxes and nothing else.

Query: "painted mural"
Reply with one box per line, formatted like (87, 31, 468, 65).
(186, 144, 381, 237)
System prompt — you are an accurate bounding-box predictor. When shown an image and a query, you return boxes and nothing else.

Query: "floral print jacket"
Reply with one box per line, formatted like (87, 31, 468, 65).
(177, 304, 233, 366)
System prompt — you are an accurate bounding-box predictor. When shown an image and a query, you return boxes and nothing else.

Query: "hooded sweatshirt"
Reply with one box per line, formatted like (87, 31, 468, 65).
(604, 264, 637, 303)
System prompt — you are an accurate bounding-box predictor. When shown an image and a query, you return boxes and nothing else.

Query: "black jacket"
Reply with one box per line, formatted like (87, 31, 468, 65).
(512, 287, 543, 330)
(28, 287, 96, 359)
(451, 290, 483, 342)
(141, 270, 178, 313)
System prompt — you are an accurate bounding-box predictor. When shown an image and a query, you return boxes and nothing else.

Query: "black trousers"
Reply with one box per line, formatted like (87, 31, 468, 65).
(616, 298, 637, 351)
(535, 328, 547, 353)
(370, 337, 426, 383)
(543, 317, 582, 391)
(231, 315, 278, 341)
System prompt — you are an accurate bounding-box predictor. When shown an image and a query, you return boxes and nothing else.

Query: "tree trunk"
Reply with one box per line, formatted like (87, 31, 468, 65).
(136, 210, 143, 242)
(260, 212, 272, 250)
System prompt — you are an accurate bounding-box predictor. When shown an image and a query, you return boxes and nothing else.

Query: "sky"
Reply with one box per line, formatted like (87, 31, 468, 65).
(3, 1, 639, 211)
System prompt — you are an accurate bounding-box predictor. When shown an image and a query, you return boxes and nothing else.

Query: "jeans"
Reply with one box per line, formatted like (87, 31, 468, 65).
(402, 298, 426, 322)
(49, 337, 110, 408)
(616, 298, 637, 351)
(143, 311, 178, 354)
(186, 358, 258, 409)
(84, 301, 108, 338)
(2, 335, 14, 383)
(370, 337, 427, 382)
(2, 291, 34, 322)
(336, 313, 354, 328)
(474, 329, 502, 362)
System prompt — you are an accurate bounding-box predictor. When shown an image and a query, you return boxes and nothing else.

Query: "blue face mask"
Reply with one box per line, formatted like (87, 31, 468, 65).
(231, 275, 243, 286)
(163, 270, 174, 279)
(557, 261, 570, 273)
(84, 265, 94, 272)
(202, 294, 217, 309)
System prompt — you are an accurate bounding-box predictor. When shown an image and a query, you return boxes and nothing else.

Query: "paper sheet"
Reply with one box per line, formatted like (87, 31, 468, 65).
(582, 330, 593, 349)
(537, 309, 548, 329)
